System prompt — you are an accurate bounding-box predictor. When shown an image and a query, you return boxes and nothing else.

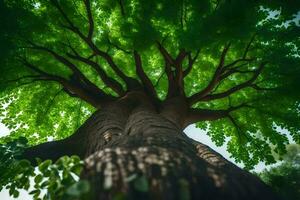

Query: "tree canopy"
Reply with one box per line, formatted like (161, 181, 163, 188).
(0, 0, 299, 171)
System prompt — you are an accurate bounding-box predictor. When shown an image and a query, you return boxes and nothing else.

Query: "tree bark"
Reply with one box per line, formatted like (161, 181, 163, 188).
(23, 91, 279, 200)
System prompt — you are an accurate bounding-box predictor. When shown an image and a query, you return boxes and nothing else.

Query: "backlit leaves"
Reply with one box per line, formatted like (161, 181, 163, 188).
(0, 138, 87, 200)
(0, 0, 299, 170)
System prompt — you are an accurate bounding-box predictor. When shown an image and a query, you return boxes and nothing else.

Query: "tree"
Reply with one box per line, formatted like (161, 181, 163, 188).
(259, 144, 300, 200)
(0, 0, 299, 199)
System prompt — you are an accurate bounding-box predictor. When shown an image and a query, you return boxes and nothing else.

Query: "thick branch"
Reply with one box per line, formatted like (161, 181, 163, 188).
(133, 50, 157, 100)
(200, 62, 266, 101)
(22, 133, 86, 165)
(174, 49, 188, 66)
(183, 103, 247, 127)
(67, 52, 125, 96)
(156, 42, 190, 97)
(27, 42, 104, 96)
(91, 46, 140, 90)
(20, 59, 112, 107)
(156, 42, 178, 98)
(174, 49, 188, 94)
(156, 41, 175, 65)
(188, 44, 231, 105)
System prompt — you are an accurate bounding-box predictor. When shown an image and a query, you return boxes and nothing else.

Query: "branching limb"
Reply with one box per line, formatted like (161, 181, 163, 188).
(174, 49, 188, 94)
(200, 62, 267, 101)
(183, 103, 248, 127)
(156, 42, 190, 97)
(183, 49, 200, 77)
(19, 58, 114, 108)
(22, 133, 86, 165)
(220, 65, 254, 80)
(174, 49, 188, 66)
(243, 34, 256, 59)
(106, 37, 131, 54)
(188, 38, 266, 105)
(154, 71, 165, 87)
(91, 46, 141, 90)
(67, 52, 125, 96)
(51, 0, 138, 90)
(188, 43, 231, 104)
(222, 58, 254, 71)
(156, 41, 175, 66)
(50, 0, 79, 32)
(83, 0, 94, 40)
(220, 35, 256, 72)
(156, 42, 177, 98)
(133, 50, 157, 100)
(27, 41, 103, 96)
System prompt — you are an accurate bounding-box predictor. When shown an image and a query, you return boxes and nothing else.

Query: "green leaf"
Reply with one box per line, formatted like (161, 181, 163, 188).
(70, 164, 83, 175)
(40, 180, 49, 188)
(34, 174, 43, 184)
(13, 189, 20, 198)
(29, 189, 40, 195)
(38, 160, 52, 172)
(9, 185, 15, 196)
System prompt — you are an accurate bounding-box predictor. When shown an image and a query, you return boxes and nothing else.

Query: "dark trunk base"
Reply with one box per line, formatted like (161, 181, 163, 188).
(23, 93, 279, 200)
(82, 133, 279, 200)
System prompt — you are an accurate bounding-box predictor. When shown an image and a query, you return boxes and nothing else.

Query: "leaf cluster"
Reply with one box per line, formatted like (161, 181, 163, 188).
(0, 137, 87, 200)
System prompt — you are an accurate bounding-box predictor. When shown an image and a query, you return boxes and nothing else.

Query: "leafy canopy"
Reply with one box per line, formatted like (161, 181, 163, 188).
(0, 0, 300, 170)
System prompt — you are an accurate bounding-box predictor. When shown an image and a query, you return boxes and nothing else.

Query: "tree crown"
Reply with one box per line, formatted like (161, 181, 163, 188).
(0, 0, 300, 169)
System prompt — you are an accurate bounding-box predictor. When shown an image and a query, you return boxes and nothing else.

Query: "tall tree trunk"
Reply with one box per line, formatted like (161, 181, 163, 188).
(23, 91, 279, 200)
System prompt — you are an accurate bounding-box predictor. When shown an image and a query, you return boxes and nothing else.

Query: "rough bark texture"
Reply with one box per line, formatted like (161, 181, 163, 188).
(23, 91, 279, 200)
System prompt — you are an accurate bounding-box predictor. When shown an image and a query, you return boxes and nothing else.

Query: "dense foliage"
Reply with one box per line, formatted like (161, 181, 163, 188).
(0, 0, 299, 175)
(259, 144, 300, 200)
(0, 137, 87, 199)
